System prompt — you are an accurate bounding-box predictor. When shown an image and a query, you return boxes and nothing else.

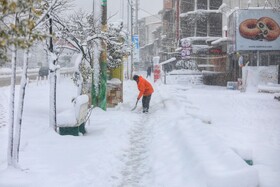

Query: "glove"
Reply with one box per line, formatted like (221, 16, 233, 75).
(137, 97, 140, 101)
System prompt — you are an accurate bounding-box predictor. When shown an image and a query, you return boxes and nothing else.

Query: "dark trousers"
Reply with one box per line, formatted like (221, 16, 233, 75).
(142, 95, 152, 111)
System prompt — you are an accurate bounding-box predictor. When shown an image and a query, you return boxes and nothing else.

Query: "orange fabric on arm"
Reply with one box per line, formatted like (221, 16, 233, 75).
(137, 76, 154, 99)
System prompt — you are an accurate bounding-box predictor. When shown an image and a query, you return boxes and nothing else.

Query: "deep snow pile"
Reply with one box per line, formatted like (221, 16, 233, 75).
(0, 73, 279, 187)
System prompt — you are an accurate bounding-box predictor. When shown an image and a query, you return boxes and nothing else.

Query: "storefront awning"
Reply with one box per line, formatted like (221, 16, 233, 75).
(160, 57, 176, 65)
(211, 37, 229, 46)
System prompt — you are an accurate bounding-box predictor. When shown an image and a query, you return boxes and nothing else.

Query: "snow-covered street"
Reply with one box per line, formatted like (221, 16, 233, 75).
(0, 74, 280, 187)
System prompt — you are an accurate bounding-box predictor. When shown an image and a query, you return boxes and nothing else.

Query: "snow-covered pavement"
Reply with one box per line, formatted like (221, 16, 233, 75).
(0, 75, 279, 187)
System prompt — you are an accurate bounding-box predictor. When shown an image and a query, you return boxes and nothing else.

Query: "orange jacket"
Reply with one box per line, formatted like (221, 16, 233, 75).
(137, 76, 154, 99)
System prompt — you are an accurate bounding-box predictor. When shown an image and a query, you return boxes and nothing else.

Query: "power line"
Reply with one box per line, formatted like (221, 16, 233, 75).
(138, 7, 161, 20)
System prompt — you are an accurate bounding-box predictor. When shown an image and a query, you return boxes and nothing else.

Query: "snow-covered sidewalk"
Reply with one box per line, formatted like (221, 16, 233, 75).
(0, 76, 279, 187)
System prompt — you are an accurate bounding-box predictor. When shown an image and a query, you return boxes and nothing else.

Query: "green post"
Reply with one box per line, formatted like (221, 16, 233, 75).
(98, 0, 107, 110)
(91, 0, 97, 107)
(91, 73, 97, 107)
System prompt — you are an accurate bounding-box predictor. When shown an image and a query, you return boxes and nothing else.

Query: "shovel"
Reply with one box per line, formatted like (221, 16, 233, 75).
(131, 99, 139, 111)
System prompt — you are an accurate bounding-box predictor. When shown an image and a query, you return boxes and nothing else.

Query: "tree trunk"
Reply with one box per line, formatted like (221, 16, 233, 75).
(48, 15, 57, 131)
(49, 55, 57, 131)
(7, 44, 17, 167)
(7, 12, 19, 167)
(13, 48, 29, 163)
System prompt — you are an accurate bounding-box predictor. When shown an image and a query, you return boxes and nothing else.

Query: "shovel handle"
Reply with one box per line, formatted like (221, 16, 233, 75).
(131, 99, 139, 111)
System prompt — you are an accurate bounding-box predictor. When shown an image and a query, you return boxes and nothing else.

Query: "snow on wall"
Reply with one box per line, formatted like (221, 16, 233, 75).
(243, 65, 279, 92)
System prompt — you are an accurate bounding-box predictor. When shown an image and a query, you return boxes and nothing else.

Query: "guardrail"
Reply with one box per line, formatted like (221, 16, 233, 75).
(0, 67, 75, 87)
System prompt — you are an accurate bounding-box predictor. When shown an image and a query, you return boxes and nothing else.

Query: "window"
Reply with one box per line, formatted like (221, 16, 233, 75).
(210, 0, 222, 10)
(182, 0, 195, 12)
(197, 0, 207, 9)
(181, 19, 195, 38)
(269, 53, 280, 66)
(209, 13, 222, 37)
(197, 19, 207, 36)
(260, 54, 269, 66)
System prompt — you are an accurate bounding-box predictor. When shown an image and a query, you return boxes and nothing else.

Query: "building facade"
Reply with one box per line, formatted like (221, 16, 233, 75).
(138, 15, 162, 70)
(137, 0, 280, 84)
(179, 0, 228, 85)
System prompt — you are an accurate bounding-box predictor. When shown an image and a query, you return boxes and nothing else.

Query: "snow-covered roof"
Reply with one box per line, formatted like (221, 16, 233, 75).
(140, 42, 154, 49)
(146, 21, 161, 25)
(211, 37, 229, 45)
(181, 37, 220, 42)
(175, 47, 182, 52)
(180, 9, 221, 18)
(160, 57, 176, 65)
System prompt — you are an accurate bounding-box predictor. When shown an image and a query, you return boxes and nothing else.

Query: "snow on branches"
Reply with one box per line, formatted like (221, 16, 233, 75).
(55, 13, 130, 70)
(72, 54, 92, 95)
(106, 21, 130, 69)
(54, 12, 130, 97)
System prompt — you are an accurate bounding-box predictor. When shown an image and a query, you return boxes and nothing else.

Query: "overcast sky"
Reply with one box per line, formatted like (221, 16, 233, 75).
(72, 0, 163, 21)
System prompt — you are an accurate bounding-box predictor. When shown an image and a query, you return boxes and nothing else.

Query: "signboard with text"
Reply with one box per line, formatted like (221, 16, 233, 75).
(132, 35, 140, 62)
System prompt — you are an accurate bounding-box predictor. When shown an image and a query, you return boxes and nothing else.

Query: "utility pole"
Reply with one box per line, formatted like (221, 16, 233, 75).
(176, 0, 180, 42)
(98, 0, 107, 110)
(135, 0, 139, 35)
(126, 0, 131, 79)
(91, 0, 97, 107)
(127, 0, 134, 79)
(121, 0, 124, 19)
(130, 0, 134, 79)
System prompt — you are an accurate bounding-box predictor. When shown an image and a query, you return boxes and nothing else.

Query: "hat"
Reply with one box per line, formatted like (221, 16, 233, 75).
(133, 75, 139, 81)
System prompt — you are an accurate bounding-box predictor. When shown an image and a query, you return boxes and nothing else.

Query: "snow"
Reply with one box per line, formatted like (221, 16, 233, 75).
(0, 71, 280, 187)
(57, 107, 77, 126)
(243, 66, 279, 93)
(48, 52, 58, 71)
(108, 78, 122, 85)
(258, 84, 280, 93)
(74, 53, 83, 72)
(167, 69, 201, 75)
(57, 94, 89, 127)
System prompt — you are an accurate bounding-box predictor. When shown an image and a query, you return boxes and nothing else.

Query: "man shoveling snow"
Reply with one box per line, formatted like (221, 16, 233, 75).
(133, 75, 154, 113)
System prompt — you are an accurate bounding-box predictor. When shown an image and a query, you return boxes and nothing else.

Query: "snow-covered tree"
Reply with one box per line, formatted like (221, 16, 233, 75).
(107, 21, 130, 69)
(54, 12, 130, 107)
(53, 12, 96, 95)
(1, 0, 70, 168)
